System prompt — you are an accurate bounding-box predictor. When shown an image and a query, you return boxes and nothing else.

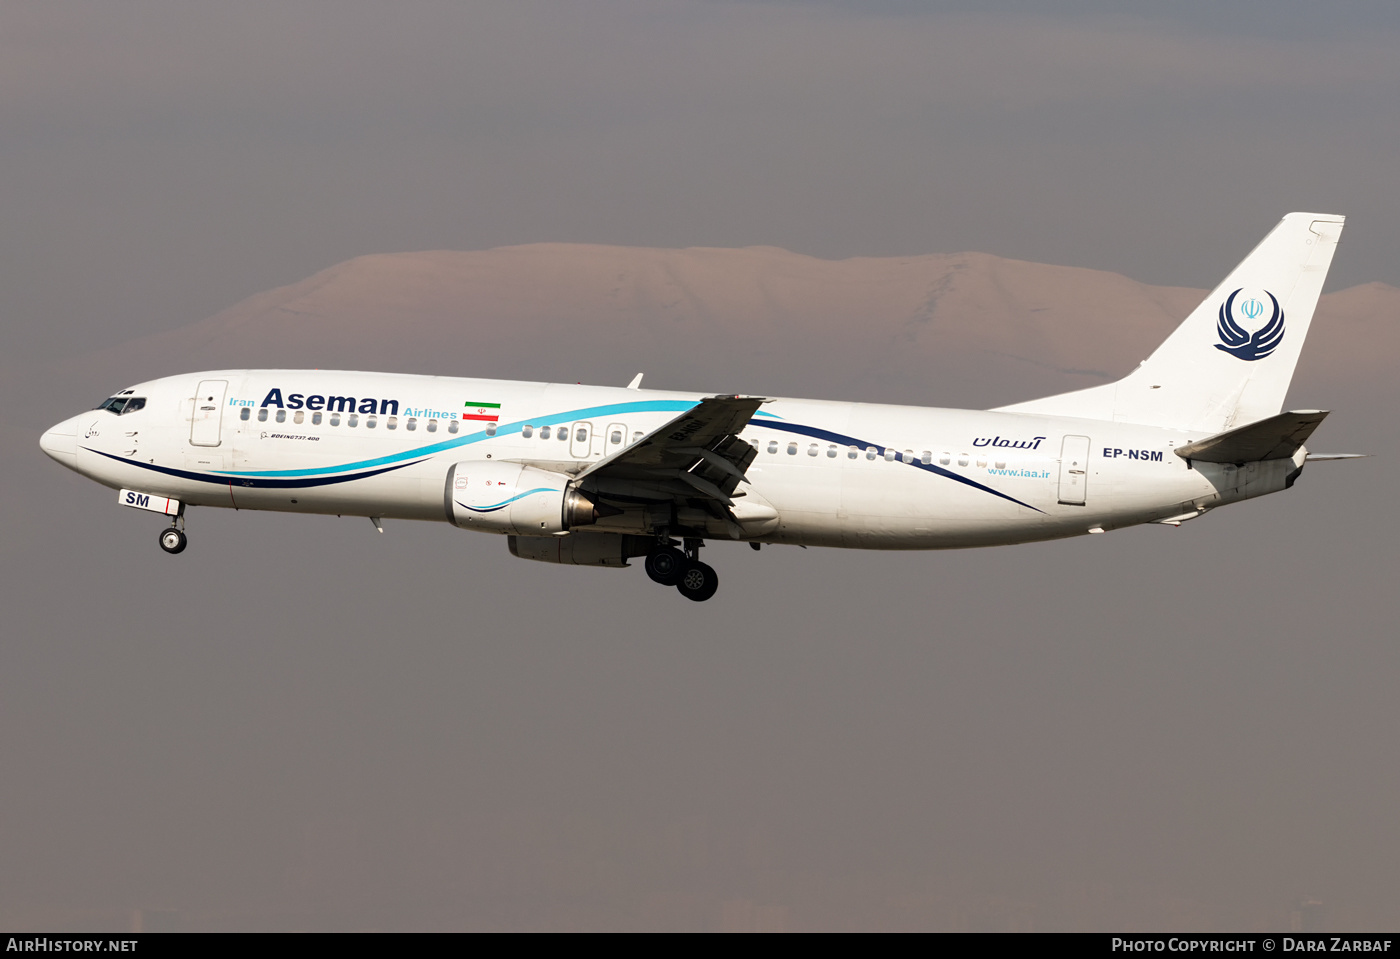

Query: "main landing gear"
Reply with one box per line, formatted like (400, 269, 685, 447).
(158, 507, 187, 555)
(645, 537, 719, 602)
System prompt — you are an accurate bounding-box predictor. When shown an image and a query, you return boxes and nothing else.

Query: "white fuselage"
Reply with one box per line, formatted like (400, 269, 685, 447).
(41, 369, 1302, 550)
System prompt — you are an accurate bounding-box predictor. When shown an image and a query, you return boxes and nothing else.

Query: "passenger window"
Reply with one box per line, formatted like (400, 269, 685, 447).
(808, 444, 819, 457)
(387, 416, 397, 430)
(312, 411, 323, 426)
(957, 454, 968, 466)
(976, 457, 987, 468)
(920, 451, 931, 464)
(275, 409, 286, 423)
(257, 408, 269, 422)
(366, 415, 377, 429)
(866, 447, 877, 460)
(632, 431, 643, 443)
(426, 419, 437, 433)
(768, 441, 779, 454)
(348, 414, 358, 427)
(903, 450, 913, 463)
(482, 422, 492, 435)
(848, 446, 858, 459)
(939, 453, 950, 466)
(294, 410, 305, 425)
(995, 460, 1005, 469)
(240, 407, 251, 421)
(450, 420, 461, 434)
(330, 413, 341, 426)
(884, 448, 896, 462)
(611, 430, 623, 445)
(406, 417, 416, 431)
(787, 442, 797, 455)
(826, 445, 837, 458)
(539, 426, 550, 440)
(522, 425, 534, 438)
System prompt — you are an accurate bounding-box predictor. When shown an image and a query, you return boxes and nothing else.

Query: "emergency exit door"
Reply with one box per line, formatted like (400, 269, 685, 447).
(1058, 434, 1091, 506)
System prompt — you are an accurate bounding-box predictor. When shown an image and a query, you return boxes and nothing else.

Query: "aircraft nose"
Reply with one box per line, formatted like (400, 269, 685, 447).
(39, 416, 79, 467)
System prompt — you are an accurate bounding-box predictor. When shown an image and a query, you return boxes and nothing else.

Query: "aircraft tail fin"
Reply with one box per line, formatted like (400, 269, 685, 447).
(995, 213, 1345, 433)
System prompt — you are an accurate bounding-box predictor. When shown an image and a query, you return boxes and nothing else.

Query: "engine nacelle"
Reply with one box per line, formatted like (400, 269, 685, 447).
(508, 532, 652, 568)
(445, 461, 599, 535)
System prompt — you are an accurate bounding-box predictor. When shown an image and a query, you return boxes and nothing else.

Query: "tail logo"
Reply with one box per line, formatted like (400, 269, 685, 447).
(1215, 288, 1285, 361)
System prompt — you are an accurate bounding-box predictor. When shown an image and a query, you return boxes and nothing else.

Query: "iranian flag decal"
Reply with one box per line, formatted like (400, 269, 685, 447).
(463, 401, 501, 422)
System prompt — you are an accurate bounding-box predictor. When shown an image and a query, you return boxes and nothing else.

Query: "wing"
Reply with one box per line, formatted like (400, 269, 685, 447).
(573, 395, 768, 536)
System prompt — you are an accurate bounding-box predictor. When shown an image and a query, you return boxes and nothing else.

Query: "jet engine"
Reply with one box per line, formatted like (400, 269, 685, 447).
(445, 461, 600, 535)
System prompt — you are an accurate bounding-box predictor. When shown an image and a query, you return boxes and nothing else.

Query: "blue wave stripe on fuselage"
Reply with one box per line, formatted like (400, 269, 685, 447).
(219, 399, 784, 479)
(747, 422, 1044, 513)
(456, 488, 558, 513)
(84, 448, 424, 489)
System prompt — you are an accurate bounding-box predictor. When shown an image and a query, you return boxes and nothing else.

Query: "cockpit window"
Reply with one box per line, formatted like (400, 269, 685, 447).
(93, 396, 146, 415)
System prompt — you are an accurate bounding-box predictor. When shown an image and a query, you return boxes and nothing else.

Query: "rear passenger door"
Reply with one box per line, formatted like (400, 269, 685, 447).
(1057, 434, 1091, 506)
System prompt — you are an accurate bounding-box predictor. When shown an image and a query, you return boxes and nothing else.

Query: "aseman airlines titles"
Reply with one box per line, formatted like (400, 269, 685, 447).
(41, 213, 1362, 601)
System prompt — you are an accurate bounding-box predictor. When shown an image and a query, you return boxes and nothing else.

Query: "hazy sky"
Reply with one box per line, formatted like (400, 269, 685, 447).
(2, 2, 1398, 932)
(3, 1, 1399, 362)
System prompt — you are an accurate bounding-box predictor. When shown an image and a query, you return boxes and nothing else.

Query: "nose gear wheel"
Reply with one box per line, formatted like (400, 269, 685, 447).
(159, 527, 187, 554)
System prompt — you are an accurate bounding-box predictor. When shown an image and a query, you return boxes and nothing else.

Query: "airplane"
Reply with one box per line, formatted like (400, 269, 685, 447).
(39, 212, 1361, 601)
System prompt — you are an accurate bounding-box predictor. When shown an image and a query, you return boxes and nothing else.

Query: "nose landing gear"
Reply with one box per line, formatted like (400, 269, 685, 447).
(158, 505, 188, 555)
(645, 536, 719, 601)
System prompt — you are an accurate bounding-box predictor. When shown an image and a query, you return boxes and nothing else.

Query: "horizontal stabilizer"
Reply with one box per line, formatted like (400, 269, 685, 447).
(1173, 410, 1328, 464)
